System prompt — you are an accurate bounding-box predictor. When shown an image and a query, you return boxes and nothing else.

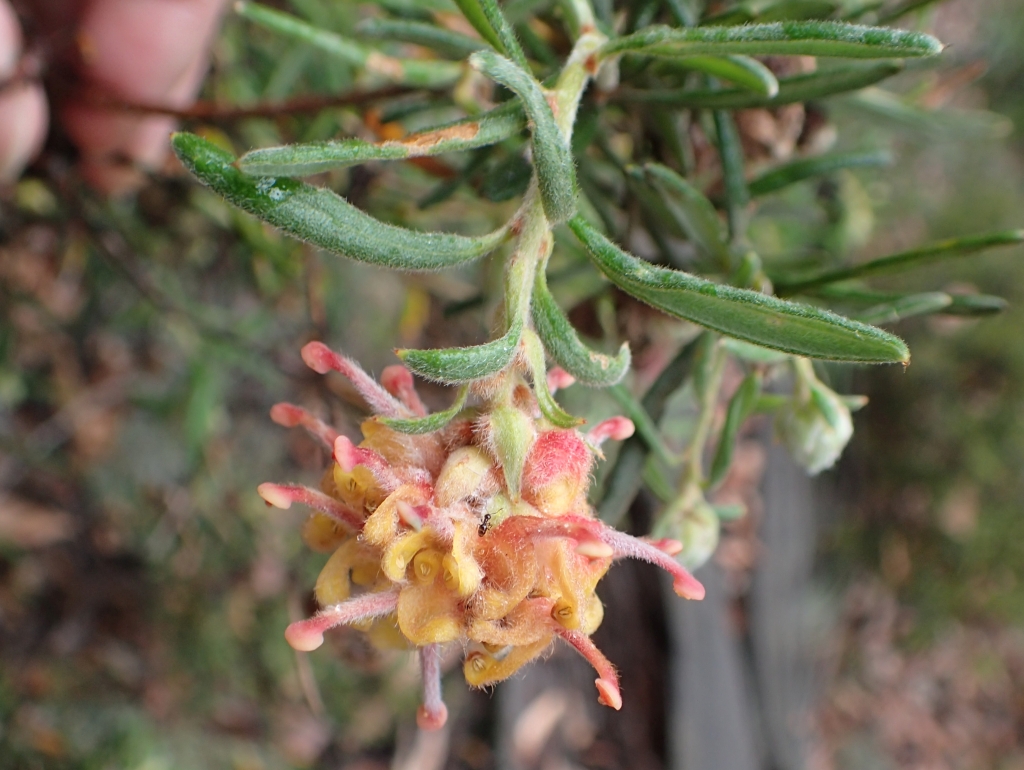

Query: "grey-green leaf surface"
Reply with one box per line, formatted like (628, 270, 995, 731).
(238, 104, 525, 176)
(568, 216, 909, 364)
(470, 51, 577, 223)
(532, 270, 631, 386)
(397, 320, 523, 382)
(614, 61, 902, 108)
(643, 163, 730, 264)
(172, 133, 508, 271)
(943, 294, 1008, 316)
(355, 18, 487, 59)
(775, 230, 1024, 294)
(663, 55, 779, 95)
(601, 21, 943, 60)
(748, 149, 892, 197)
(378, 387, 470, 433)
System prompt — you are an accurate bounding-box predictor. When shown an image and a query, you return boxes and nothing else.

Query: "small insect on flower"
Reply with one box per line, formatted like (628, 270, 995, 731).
(260, 342, 705, 730)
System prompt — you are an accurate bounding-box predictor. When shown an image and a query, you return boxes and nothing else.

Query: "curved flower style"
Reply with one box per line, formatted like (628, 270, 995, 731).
(261, 342, 705, 730)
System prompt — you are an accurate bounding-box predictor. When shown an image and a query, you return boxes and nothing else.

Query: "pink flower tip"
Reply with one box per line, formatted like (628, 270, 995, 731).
(333, 436, 358, 473)
(646, 537, 683, 557)
(673, 573, 706, 601)
(595, 678, 622, 710)
(547, 367, 576, 393)
(381, 365, 414, 394)
(301, 341, 334, 374)
(589, 416, 635, 446)
(416, 703, 449, 731)
(285, 622, 325, 652)
(258, 483, 293, 509)
(269, 403, 303, 427)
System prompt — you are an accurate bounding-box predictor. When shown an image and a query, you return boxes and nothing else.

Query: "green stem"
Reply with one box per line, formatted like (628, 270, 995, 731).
(681, 336, 727, 487)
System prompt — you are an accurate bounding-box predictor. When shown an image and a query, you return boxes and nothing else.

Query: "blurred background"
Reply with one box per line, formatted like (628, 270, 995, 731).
(1, 0, 1023, 768)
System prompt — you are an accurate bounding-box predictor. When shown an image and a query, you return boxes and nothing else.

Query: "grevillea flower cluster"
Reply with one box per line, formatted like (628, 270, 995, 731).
(260, 342, 705, 729)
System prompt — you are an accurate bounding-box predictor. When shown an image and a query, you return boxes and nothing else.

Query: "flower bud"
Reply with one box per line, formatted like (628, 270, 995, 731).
(657, 484, 720, 571)
(483, 404, 536, 501)
(777, 381, 853, 475)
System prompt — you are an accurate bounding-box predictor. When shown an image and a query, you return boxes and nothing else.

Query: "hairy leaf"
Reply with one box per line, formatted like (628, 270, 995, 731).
(470, 51, 577, 223)
(378, 387, 470, 434)
(601, 21, 942, 60)
(239, 104, 525, 176)
(568, 216, 909, 363)
(532, 271, 631, 386)
(614, 61, 903, 108)
(662, 55, 779, 96)
(172, 133, 508, 271)
(397, 320, 523, 382)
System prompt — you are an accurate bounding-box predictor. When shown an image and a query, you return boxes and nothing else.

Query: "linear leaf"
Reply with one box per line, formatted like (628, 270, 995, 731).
(470, 51, 576, 223)
(601, 21, 943, 60)
(663, 55, 779, 96)
(523, 330, 582, 428)
(756, 0, 840, 21)
(943, 294, 1008, 317)
(237, 2, 461, 87)
(397, 319, 523, 382)
(378, 386, 469, 433)
(708, 371, 761, 489)
(643, 163, 730, 263)
(568, 216, 909, 363)
(614, 61, 902, 108)
(853, 292, 951, 325)
(238, 104, 525, 176)
(355, 18, 487, 59)
(775, 230, 1024, 294)
(532, 270, 631, 386)
(598, 338, 701, 525)
(172, 133, 509, 271)
(748, 149, 892, 197)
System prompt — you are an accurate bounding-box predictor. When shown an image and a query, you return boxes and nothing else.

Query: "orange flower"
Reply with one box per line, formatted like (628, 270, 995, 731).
(260, 342, 705, 730)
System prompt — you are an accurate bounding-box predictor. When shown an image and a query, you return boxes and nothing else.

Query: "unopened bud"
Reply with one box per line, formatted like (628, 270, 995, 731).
(777, 382, 854, 475)
(485, 404, 536, 501)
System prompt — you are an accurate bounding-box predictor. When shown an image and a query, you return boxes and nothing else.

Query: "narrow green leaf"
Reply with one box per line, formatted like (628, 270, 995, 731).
(723, 338, 792, 364)
(480, 151, 533, 202)
(355, 17, 487, 59)
(853, 292, 952, 325)
(708, 371, 761, 489)
(453, 0, 528, 67)
(238, 104, 525, 176)
(397, 319, 523, 382)
(643, 163, 730, 264)
(451, 0, 505, 51)
(237, 2, 461, 87)
(713, 109, 749, 242)
(601, 21, 943, 60)
(614, 61, 903, 108)
(378, 387, 470, 434)
(663, 55, 779, 96)
(172, 133, 508, 271)
(608, 385, 679, 468)
(522, 330, 582, 428)
(943, 294, 1008, 317)
(470, 51, 577, 223)
(598, 338, 701, 525)
(532, 270, 631, 386)
(775, 230, 1024, 294)
(569, 215, 909, 363)
(847, 88, 1014, 140)
(748, 149, 892, 197)
(756, 0, 840, 21)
